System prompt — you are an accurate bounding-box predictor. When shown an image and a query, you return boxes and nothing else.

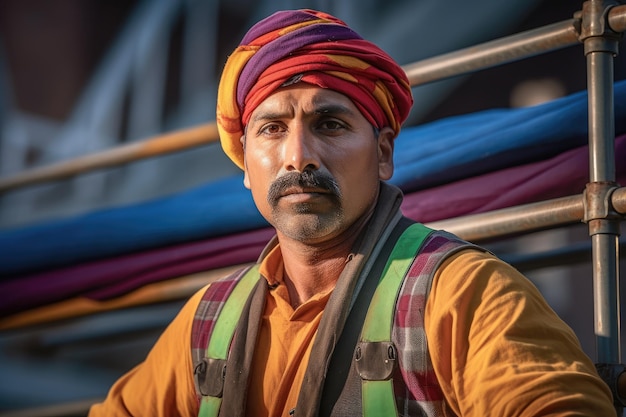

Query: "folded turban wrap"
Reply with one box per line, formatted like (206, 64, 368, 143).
(216, 9, 414, 169)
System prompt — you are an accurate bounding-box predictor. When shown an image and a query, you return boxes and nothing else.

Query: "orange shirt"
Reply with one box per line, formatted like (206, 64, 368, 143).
(89, 249, 616, 417)
(246, 245, 332, 416)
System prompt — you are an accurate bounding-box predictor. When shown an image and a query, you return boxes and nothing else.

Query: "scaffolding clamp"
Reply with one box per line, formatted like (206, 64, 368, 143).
(583, 182, 622, 235)
(576, 0, 622, 55)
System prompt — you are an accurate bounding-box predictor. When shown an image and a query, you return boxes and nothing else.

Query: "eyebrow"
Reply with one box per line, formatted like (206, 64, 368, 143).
(313, 103, 354, 117)
(249, 103, 355, 125)
(249, 109, 291, 125)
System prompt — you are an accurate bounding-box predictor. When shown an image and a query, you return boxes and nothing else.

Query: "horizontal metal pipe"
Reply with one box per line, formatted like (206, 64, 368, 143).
(616, 179, 626, 215)
(430, 194, 584, 242)
(0, 123, 219, 193)
(609, 4, 626, 33)
(432, 186, 625, 243)
(403, 19, 580, 86)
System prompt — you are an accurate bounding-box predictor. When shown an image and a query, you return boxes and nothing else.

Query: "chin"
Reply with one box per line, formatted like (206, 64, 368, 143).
(273, 213, 343, 243)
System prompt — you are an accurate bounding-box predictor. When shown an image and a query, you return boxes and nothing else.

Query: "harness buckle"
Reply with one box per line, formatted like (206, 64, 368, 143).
(355, 341, 398, 381)
(194, 357, 227, 397)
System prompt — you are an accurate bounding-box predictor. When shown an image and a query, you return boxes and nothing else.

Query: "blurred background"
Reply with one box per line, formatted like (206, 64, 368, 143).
(0, 0, 625, 415)
(1, 0, 612, 228)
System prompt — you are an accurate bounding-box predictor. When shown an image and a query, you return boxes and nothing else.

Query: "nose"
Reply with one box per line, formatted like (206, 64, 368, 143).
(283, 126, 320, 172)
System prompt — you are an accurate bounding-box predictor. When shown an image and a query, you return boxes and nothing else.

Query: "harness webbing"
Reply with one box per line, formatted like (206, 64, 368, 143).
(198, 264, 260, 417)
(358, 223, 433, 417)
(196, 223, 433, 417)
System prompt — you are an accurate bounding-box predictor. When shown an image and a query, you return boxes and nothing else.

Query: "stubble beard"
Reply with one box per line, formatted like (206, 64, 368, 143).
(267, 171, 344, 242)
(272, 204, 344, 242)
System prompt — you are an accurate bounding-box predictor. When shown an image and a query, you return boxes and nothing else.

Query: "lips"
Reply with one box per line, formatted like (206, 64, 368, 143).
(280, 186, 330, 198)
(278, 187, 332, 206)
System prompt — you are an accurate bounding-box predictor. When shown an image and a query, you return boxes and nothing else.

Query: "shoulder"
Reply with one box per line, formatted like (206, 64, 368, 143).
(191, 265, 257, 348)
(424, 247, 568, 364)
(423, 248, 616, 416)
(429, 248, 541, 304)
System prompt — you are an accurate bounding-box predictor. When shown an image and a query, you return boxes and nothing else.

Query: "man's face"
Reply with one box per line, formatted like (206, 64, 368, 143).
(242, 84, 394, 245)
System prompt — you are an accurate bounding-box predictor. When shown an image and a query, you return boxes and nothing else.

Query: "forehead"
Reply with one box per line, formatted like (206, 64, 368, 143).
(248, 84, 362, 122)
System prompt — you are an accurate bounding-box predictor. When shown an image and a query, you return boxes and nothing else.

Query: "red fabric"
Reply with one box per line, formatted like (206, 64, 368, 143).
(2, 135, 624, 315)
(216, 9, 412, 169)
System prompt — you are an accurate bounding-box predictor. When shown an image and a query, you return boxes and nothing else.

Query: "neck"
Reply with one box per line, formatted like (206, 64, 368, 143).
(276, 209, 372, 308)
(269, 182, 404, 309)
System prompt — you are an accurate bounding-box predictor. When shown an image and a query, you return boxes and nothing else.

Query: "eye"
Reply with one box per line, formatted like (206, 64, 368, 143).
(258, 122, 286, 137)
(317, 119, 347, 134)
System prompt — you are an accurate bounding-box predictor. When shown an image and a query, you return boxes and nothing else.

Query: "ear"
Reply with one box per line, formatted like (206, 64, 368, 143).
(377, 127, 395, 180)
(241, 135, 252, 189)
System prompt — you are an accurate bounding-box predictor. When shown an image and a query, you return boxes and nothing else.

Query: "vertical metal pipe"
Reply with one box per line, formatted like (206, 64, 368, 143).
(587, 33, 616, 184)
(581, 0, 622, 364)
(592, 232, 620, 358)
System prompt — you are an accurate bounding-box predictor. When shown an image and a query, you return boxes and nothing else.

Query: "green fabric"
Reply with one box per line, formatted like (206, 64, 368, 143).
(362, 380, 398, 417)
(199, 265, 260, 417)
(361, 223, 432, 342)
(198, 222, 432, 417)
(198, 396, 222, 417)
(360, 223, 433, 417)
(207, 265, 260, 358)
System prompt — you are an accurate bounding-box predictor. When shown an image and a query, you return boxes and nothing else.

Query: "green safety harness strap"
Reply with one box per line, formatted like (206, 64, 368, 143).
(197, 222, 433, 417)
(198, 264, 260, 417)
(357, 222, 433, 417)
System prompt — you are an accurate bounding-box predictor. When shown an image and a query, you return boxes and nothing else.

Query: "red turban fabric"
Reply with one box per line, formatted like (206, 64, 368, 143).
(216, 9, 413, 169)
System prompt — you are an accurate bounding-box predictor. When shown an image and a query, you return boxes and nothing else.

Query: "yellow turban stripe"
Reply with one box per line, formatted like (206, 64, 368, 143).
(216, 9, 413, 169)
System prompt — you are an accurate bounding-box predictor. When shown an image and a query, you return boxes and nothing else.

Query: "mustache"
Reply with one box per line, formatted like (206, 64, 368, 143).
(267, 171, 340, 206)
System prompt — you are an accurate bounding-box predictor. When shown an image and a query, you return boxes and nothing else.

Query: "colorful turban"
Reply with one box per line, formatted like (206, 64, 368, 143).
(216, 9, 413, 169)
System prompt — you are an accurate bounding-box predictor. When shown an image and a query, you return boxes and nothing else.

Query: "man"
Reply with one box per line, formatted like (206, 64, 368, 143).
(89, 9, 616, 417)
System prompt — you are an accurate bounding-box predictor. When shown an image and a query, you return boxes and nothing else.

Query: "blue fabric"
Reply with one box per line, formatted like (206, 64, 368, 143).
(1, 80, 625, 276)
(392, 81, 626, 191)
(0, 176, 266, 277)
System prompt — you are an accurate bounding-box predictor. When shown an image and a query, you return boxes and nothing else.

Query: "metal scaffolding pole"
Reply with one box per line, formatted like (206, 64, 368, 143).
(403, 19, 580, 85)
(0, 123, 219, 193)
(431, 186, 626, 242)
(581, 0, 622, 364)
(576, 1, 625, 411)
(403, 4, 626, 86)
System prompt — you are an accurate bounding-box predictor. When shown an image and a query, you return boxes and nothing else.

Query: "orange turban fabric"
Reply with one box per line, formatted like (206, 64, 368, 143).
(216, 9, 413, 169)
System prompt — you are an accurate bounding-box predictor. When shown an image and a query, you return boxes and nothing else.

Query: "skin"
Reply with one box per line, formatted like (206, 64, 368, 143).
(242, 84, 395, 308)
